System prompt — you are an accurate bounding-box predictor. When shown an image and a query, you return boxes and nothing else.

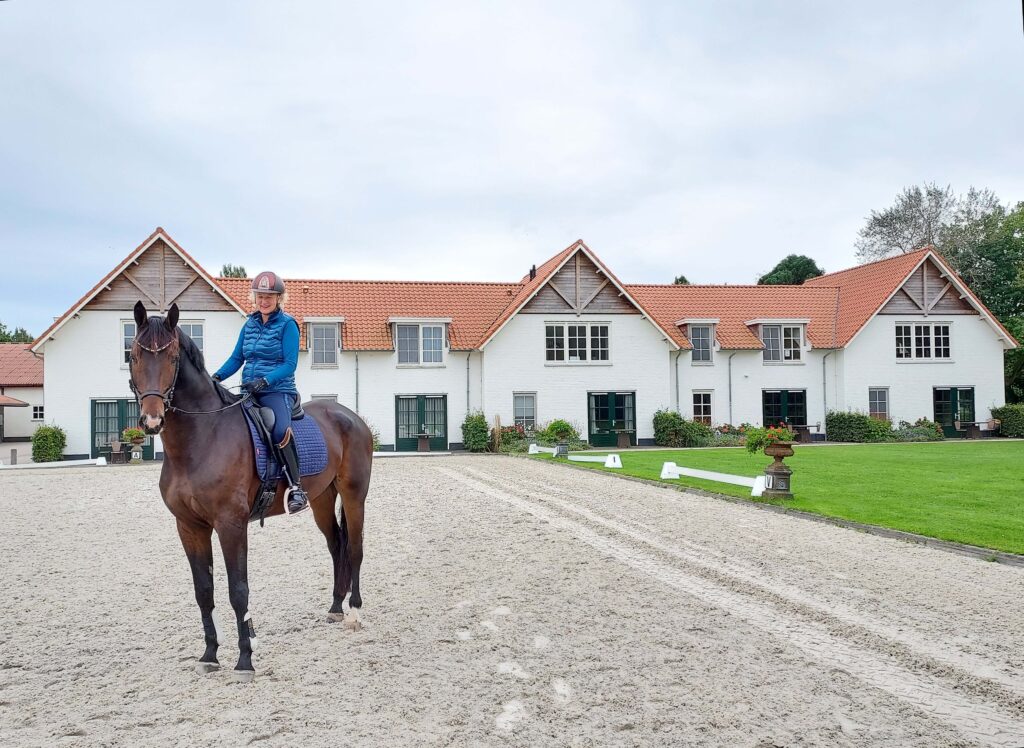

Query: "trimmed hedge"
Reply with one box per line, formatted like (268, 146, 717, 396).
(461, 411, 490, 452)
(827, 411, 943, 442)
(652, 409, 713, 447)
(32, 424, 67, 462)
(991, 404, 1024, 438)
(825, 411, 874, 442)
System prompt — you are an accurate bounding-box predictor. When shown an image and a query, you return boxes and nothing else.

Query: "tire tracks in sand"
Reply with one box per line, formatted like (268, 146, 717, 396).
(438, 463, 1024, 748)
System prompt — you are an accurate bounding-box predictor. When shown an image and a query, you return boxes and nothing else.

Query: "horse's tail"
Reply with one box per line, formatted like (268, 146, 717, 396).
(336, 498, 353, 597)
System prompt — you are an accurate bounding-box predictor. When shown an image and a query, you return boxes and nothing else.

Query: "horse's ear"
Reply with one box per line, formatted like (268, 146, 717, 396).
(134, 301, 147, 329)
(165, 303, 179, 330)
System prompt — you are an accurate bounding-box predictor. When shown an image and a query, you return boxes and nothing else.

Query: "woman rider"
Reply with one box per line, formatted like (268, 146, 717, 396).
(212, 271, 309, 515)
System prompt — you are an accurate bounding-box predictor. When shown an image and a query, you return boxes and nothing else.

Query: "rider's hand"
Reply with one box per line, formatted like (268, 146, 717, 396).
(211, 373, 222, 383)
(241, 378, 269, 394)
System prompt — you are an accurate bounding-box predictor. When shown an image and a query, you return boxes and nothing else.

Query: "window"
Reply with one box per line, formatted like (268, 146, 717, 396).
(868, 388, 889, 419)
(762, 325, 802, 362)
(513, 393, 536, 431)
(121, 321, 136, 364)
(311, 323, 338, 366)
(397, 324, 445, 365)
(690, 325, 712, 363)
(178, 322, 204, 352)
(896, 323, 951, 360)
(312, 394, 338, 402)
(546, 323, 609, 363)
(692, 392, 712, 425)
(32, 405, 44, 421)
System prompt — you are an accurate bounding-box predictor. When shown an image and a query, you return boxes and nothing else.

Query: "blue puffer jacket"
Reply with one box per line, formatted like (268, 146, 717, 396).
(214, 309, 300, 395)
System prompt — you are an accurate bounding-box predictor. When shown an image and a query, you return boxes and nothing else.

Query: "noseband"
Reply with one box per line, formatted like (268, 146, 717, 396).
(128, 333, 181, 411)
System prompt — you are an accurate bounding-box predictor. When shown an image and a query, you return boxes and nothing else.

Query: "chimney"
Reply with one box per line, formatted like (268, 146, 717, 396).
(529, 264, 537, 280)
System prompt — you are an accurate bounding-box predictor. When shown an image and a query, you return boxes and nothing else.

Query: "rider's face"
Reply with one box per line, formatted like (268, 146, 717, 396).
(255, 293, 278, 314)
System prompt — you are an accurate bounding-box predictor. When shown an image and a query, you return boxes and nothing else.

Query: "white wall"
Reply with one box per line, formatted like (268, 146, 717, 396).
(0, 386, 44, 440)
(841, 315, 1008, 424)
(481, 314, 674, 441)
(41, 309, 245, 456)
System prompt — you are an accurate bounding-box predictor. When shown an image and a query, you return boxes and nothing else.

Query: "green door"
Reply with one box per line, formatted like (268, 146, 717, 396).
(933, 387, 975, 437)
(762, 390, 807, 427)
(394, 395, 448, 451)
(91, 399, 155, 460)
(587, 392, 636, 448)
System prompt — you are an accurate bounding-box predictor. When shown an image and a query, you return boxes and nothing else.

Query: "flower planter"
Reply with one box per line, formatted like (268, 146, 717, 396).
(763, 440, 794, 460)
(762, 440, 794, 499)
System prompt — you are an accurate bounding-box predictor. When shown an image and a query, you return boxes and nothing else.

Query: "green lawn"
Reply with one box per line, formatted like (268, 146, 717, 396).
(531, 441, 1024, 554)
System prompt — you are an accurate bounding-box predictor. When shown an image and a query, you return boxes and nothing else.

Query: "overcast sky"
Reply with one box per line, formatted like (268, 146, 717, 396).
(2, 2, 1022, 336)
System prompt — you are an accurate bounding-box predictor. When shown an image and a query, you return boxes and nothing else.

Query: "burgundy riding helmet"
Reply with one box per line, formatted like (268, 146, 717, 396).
(251, 271, 285, 294)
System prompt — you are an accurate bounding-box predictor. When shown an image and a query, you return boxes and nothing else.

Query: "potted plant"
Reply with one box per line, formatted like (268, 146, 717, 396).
(122, 427, 146, 445)
(744, 424, 796, 456)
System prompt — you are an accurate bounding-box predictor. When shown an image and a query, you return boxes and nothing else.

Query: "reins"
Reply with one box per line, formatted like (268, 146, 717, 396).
(129, 329, 253, 416)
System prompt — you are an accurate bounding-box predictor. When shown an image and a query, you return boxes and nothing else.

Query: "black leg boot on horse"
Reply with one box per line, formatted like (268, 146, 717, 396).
(276, 428, 310, 515)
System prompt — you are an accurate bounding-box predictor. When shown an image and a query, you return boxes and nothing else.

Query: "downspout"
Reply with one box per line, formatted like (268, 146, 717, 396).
(355, 353, 360, 413)
(674, 350, 683, 413)
(466, 352, 472, 414)
(727, 353, 737, 424)
(821, 351, 833, 430)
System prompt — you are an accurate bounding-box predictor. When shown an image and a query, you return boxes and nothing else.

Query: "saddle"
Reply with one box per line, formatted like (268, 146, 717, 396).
(242, 396, 327, 526)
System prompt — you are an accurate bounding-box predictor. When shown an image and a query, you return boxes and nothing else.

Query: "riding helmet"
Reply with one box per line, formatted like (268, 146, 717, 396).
(251, 271, 285, 294)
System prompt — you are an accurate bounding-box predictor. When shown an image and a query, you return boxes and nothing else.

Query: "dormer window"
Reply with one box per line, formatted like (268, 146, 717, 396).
(389, 317, 451, 367)
(747, 319, 809, 363)
(690, 325, 712, 363)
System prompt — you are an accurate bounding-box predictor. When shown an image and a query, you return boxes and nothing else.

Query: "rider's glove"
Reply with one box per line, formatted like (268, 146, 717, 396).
(241, 378, 269, 394)
(211, 373, 222, 383)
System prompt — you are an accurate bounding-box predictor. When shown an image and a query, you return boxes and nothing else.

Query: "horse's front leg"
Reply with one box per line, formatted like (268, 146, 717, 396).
(217, 519, 257, 683)
(176, 519, 221, 673)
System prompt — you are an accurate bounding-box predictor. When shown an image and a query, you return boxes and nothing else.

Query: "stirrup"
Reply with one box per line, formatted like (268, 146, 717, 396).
(284, 486, 310, 516)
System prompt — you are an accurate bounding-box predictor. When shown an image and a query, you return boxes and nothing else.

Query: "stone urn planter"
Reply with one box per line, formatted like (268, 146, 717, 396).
(762, 441, 794, 499)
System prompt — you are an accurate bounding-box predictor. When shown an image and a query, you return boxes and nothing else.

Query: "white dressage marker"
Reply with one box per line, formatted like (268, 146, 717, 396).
(660, 461, 766, 497)
(528, 444, 558, 455)
(567, 454, 623, 468)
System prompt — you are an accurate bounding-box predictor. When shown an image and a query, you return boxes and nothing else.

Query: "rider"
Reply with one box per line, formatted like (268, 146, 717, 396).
(212, 271, 309, 515)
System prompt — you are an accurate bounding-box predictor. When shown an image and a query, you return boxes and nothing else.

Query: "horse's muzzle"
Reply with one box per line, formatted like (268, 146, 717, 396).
(140, 413, 165, 435)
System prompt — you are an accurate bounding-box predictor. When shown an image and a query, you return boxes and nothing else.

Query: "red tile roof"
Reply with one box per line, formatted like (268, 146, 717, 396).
(215, 277, 521, 350)
(0, 394, 30, 407)
(0, 344, 43, 387)
(627, 285, 841, 349)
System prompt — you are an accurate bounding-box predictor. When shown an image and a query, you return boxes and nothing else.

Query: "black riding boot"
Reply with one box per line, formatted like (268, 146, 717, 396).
(276, 433, 309, 515)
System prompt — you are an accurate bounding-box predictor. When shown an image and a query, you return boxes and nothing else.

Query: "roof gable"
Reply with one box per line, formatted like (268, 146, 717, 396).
(31, 228, 246, 352)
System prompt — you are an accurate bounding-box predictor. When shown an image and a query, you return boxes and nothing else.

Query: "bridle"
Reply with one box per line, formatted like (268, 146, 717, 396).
(129, 330, 252, 416)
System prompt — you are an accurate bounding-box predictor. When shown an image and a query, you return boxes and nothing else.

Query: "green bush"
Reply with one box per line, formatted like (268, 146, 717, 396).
(541, 419, 578, 442)
(826, 411, 872, 442)
(32, 424, 67, 462)
(991, 404, 1024, 437)
(652, 409, 714, 447)
(744, 425, 796, 453)
(360, 417, 381, 451)
(461, 411, 490, 452)
(865, 417, 895, 443)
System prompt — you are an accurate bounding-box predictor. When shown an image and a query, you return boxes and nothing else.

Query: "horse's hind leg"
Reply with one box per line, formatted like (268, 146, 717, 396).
(311, 485, 347, 621)
(337, 472, 368, 616)
(176, 519, 221, 674)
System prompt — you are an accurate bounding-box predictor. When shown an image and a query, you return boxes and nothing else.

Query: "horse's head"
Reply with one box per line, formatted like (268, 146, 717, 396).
(128, 301, 181, 435)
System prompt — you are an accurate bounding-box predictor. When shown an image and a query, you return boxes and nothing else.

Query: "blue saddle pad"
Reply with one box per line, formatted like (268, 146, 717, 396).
(243, 400, 328, 481)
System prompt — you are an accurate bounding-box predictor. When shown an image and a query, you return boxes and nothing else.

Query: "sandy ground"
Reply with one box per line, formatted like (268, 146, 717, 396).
(1, 455, 1024, 747)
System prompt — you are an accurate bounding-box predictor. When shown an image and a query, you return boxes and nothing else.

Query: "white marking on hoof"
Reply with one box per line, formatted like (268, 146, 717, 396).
(552, 678, 573, 704)
(479, 620, 498, 632)
(456, 630, 472, 641)
(342, 608, 362, 631)
(495, 700, 525, 731)
(243, 611, 257, 651)
(211, 610, 225, 646)
(492, 606, 512, 616)
(497, 661, 531, 679)
(533, 635, 550, 649)
(195, 661, 220, 675)
(231, 669, 255, 684)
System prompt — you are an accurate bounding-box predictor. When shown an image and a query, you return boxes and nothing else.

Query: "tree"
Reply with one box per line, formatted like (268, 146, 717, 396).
(757, 255, 825, 285)
(855, 183, 1001, 262)
(0, 320, 33, 343)
(221, 264, 247, 278)
(673, 275, 689, 285)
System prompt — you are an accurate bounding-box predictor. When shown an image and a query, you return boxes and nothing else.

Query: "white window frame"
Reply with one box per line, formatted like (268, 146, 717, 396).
(178, 320, 204, 352)
(689, 324, 713, 364)
(692, 391, 712, 425)
(310, 323, 339, 367)
(868, 387, 889, 420)
(32, 405, 44, 421)
(390, 317, 450, 368)
(513, 392, 537, 432)
(544, 321, 611, 366)
(895, 321, 953, 362)
(120, 320, 136, 367)
(311, 394, 338, 402)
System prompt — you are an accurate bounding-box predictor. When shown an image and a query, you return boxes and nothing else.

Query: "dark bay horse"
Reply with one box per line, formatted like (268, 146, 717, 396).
(128, 301, 372, 683)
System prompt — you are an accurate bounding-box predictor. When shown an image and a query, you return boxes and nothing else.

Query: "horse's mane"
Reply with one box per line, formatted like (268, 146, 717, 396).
(138, 317, 239, 405)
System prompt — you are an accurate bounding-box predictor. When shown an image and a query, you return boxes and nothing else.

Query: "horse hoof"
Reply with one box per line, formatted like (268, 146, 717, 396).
(326, 611, 345, 624)
(195, 661, 220, 675)
(231, 669, 256, 684)
(342, 609, 363, 631)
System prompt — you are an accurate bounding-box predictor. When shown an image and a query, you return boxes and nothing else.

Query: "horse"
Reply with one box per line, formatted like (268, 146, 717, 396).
(127, 301, 373, 683)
